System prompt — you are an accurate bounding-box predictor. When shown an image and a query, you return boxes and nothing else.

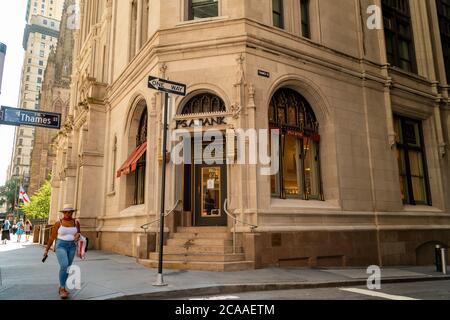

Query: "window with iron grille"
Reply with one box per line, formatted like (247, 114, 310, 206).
(382, 0, 417, 73)
(437, 0, 450, 83)
(181, 93, 225, 115)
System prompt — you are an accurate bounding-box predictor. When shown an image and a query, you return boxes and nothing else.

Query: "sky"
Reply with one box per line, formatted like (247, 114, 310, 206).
(0, 0, 27, 186)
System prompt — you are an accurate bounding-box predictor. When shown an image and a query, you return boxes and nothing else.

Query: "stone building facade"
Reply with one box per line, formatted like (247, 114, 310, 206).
(29, 0, 74, 195)
(50, 0, 450, 271)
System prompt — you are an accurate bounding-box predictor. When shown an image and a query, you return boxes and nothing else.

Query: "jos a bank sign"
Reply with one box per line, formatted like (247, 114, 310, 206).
(175, 116, 227, 129)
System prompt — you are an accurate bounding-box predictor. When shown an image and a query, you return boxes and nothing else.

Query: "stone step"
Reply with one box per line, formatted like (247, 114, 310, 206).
(164, 245, 244, 255)
(148, 252, 246, 262)
(166, 238, 235, 247)
(172, 232, 232, 240)
(177, 227, 229, 234)
(138, 259, 255, 272)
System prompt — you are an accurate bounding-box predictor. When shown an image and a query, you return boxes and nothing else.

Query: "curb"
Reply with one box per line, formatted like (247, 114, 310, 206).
(110, 275, 450, 300)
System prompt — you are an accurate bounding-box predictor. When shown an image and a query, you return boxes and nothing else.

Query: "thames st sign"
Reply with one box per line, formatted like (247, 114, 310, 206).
(148, 76, 187, 96)
(0, 106, 61, 130)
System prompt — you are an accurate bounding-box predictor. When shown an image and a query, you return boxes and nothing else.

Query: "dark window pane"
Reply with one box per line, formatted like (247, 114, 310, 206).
(190, 0, 218, 20)
(272, 0, 283, 28)
(301, 0, 310, 38)
(382, 0, 416, 72)
(437, 0, 450, 83)
(395, 115, 430, 206)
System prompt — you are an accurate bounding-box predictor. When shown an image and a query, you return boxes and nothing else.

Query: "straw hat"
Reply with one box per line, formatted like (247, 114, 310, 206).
(59, 204, 77, 213)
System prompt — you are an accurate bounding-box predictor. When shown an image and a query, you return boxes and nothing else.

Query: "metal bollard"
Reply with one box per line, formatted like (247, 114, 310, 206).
(435, 245, 442, 273)
(441, 248, 448, 275)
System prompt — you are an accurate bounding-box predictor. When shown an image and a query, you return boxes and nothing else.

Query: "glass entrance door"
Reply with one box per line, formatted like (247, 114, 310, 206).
(194, 165, 228, 226)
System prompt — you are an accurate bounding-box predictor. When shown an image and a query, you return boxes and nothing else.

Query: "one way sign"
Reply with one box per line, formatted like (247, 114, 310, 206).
(148, 76, 187, 96)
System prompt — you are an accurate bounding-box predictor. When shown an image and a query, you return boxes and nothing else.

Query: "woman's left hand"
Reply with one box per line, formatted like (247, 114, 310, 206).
(74, 233, 81, 241)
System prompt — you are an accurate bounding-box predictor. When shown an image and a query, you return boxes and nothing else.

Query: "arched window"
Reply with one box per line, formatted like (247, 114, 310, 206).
(269, 88, 323, 200)
(181, 93, 226, 115)
(134, 110, 147, 205)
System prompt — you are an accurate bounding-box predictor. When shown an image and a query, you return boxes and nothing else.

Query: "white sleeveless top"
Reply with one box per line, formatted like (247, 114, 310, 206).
(57, 220, 78, 241)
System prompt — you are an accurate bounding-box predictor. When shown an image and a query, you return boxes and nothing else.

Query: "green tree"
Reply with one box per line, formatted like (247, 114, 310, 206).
(0, 178, 19, 213)
(20, 181, 51, 219)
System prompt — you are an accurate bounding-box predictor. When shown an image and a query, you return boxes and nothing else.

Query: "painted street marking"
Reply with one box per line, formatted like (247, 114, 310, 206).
(190, 295, 240, 301)
(340, 288, 420, 300)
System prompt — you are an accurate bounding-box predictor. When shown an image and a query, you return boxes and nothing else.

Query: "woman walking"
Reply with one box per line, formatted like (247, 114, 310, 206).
(24, 219, 33, 242)
(1, 219, 11, 244)
(16, 219, 24, 242)
(43, 204, 81, 299)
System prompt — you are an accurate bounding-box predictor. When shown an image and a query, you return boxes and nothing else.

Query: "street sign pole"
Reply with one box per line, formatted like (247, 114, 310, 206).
(148, 76, 186, 287)
(154, 91, 170, 287)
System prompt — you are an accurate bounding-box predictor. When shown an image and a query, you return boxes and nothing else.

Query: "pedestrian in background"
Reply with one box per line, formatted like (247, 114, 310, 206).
(44, 204, 81, 299)
(16, 219, 24, 242)
(1, 219, 11, 244)
(12, 220, 17, 236)
(25, 219, 33, 242)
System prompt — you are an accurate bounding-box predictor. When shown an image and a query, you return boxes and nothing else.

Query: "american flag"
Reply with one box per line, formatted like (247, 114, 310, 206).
(19, 186, 30, 204)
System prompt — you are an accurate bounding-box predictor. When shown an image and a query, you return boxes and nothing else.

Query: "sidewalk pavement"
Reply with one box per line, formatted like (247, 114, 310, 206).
(0, 240, 449, 300)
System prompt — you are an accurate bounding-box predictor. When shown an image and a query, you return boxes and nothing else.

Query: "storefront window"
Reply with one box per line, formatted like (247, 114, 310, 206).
(394, 115, 431, 205)
(269, 88, 323, 200)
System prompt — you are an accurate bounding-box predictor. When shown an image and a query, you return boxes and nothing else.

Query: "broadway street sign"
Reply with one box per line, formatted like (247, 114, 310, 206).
(0, 106, 61, 130)
(148, 76, 187, 96)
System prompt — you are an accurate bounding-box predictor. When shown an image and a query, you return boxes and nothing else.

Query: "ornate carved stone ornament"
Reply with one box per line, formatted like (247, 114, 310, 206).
(230, 103, 242, 119)
(248, 84, 256, 110)
(235, 54, 246, 86)
(159, 63, 168, 79)
(76, 100, 88, 112)
(439, 143, 447, 158)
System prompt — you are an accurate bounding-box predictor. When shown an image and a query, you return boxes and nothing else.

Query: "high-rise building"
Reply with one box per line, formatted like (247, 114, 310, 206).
(25, 0, 65, 24)
(8, 0, 65, 188)
(29, 0, 74, 195)
(50, 0, 449, 270)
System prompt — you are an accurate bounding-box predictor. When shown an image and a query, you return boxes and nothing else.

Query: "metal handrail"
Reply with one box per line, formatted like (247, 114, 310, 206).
(224, 199, 258, 254)
(140, 200, 183, 233)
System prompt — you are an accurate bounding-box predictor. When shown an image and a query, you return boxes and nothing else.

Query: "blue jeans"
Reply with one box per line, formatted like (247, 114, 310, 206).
(55, 239, 76, 288)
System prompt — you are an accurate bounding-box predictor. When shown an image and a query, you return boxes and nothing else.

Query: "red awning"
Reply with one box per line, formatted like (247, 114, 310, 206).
(116, 142, 147, 178)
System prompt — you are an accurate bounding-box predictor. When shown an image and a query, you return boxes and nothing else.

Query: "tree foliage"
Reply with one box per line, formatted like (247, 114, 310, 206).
(0, 178, 19, 212)
(20, 181, 51, 219)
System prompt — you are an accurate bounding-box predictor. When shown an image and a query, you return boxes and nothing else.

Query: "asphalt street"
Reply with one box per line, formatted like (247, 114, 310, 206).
(176, 280, 450, 300)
